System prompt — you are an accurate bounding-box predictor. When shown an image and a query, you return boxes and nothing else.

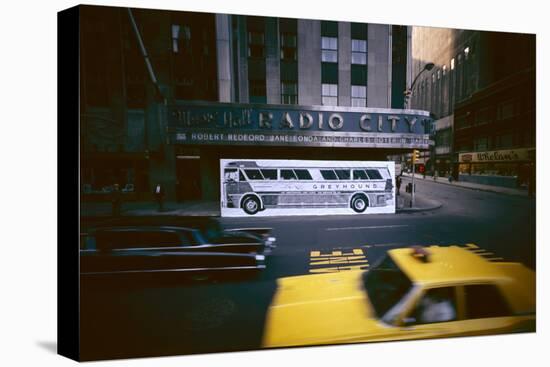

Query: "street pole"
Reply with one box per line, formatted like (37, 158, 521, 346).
(411, 161, 415, 208)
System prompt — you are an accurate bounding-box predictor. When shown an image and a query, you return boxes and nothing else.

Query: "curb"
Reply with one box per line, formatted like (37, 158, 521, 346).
(397, 201, 443, 213)
(401, 174, 529, 197)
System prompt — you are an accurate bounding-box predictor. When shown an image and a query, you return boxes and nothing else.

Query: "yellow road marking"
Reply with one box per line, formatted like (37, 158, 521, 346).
(309, 256, 368, 266)
(309, 248, 369, 273)
(310, 250, 346, 258)
(309, 264, 369, 273)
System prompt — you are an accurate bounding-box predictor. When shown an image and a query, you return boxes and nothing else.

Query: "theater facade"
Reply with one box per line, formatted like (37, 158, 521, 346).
(165, 102, 432, 201)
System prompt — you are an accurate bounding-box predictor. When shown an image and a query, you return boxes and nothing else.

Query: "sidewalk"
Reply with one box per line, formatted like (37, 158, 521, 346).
(81, 191, 441, 217)
(402, 173, 531, 197)
(81, 200, 220, 218)
(395, 189, 442, 213)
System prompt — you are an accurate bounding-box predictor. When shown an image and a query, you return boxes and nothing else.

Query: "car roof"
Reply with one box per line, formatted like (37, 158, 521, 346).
(389, 246, 508, 285)
(94, 226, 197, 233)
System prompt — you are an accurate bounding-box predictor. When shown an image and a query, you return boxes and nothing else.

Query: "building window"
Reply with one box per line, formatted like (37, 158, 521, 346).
(171, 24, 191, 54)
(351, 39, 367, 65)
(321, 36, 338, 63)
(497, 99, 518, 120)
(351, 85, 367, 107)
(249, 79, 266, 103)
(322, 83, 338, 106)
(495, 133, 514, 149)
(475, 107, 492, 125)
(474, 136, 489, 152)
(281, 81, 298, 104)
(248, 31, 265, 58)
(281, 33, 297, 61)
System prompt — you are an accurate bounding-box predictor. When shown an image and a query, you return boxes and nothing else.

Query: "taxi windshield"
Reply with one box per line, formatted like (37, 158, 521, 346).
(363, 254, 413, 319)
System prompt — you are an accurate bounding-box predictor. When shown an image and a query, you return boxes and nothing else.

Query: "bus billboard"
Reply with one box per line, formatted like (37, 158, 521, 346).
(220, 159, 395, 217)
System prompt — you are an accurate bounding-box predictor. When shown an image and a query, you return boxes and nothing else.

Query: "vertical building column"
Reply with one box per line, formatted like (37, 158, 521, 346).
(367, 24, 391, 108)
(265, 18, 281, 104)
(406, 26, 412, 97)
(338, 22, 351, 107)
(298, 19, 321, 105)
(215, 14, 233, 102)
(233, 15, 249, 103)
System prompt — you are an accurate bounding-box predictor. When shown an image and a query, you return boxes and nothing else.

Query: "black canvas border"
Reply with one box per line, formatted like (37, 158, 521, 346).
(57, 5, 80, 361)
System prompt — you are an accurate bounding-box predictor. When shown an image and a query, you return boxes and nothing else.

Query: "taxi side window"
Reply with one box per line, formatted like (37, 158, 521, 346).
(464, 284, 511, 319)
(413, 287, 457, 324)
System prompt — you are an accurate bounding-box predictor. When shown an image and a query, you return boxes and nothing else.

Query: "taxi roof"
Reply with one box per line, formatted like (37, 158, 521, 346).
(389, 246, 507, 285)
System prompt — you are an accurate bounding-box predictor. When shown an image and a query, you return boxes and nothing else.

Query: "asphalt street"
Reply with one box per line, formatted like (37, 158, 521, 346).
(79, 178, 536, 360)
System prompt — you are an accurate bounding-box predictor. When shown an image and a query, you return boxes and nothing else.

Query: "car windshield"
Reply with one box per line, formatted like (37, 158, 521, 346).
(362, 254, 413, 319)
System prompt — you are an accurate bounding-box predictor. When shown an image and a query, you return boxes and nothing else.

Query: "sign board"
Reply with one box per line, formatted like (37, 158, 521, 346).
(220, 159, 396, 217)
(459, 148, 535, 163)
(168, 102, 433, 149)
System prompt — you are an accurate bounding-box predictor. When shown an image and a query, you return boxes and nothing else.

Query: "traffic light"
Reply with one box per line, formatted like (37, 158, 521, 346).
(412, 149, 420, 163)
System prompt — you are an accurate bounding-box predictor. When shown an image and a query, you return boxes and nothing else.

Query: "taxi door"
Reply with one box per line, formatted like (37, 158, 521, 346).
(450, 284, 534, 337)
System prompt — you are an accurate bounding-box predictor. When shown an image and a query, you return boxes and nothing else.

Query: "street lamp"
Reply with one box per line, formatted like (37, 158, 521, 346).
(404, 62, 434, 109)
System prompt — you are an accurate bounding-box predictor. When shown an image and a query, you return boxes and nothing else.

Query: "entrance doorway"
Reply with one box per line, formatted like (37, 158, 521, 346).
(176, 155, 202, 201)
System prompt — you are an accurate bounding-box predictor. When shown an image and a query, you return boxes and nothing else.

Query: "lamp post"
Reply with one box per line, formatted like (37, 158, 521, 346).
(404, 62, 434, 109)
(404, 62, 434, 208)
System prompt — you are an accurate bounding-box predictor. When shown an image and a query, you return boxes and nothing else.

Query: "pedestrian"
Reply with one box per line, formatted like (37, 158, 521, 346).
(418, 288, 456, 324)
(111, 183, 122, 217)
(396, 176, 402, 196)
(154, 183, 165, 212)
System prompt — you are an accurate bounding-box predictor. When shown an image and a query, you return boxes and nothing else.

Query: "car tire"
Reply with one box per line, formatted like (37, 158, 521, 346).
(242, 196, 260, 215)
(351, 194, 368, 213)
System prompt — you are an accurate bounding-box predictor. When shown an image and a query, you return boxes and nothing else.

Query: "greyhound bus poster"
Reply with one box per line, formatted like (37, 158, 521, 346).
(220, 159, 396, 217)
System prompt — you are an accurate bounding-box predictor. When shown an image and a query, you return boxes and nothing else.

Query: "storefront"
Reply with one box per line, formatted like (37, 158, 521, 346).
(80, 152, 152, 201)
(165, 101, 434, 201)
(457, 148, 535, 188)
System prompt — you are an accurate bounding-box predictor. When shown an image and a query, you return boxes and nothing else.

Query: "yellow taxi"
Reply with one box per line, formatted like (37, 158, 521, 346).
(262, 246, 535, 348)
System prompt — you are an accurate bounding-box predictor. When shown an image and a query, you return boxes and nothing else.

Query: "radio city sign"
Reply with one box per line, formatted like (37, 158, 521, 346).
(166, 102, 434, 149)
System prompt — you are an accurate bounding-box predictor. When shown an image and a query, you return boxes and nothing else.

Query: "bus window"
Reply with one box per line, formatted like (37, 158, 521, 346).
(281, 169, 298, 180)
(320, 170, 338, 180)
(379, 168, 391, 179)
(261, 169, 277, 180)
(244, 169, 264, 180)
(366, 169, 383, 180)
(353, 169, 368, 180)
(224, 169, 238, 182)
(239, 170, 247, 181)
(294, 169, 313, 180)
(335, 169, 351, 180)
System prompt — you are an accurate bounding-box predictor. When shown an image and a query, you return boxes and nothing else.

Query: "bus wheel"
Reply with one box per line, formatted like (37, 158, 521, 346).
(351, 194, 368, 213)
(242, 196, 260, 215)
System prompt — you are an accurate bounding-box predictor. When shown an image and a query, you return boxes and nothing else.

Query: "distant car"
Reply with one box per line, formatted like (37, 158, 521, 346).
(262, 246, 535, 348)
(80, 224, 276, 278)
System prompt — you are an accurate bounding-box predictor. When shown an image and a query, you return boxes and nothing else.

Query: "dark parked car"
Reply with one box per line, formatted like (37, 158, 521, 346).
(80, 224, 276, 279)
